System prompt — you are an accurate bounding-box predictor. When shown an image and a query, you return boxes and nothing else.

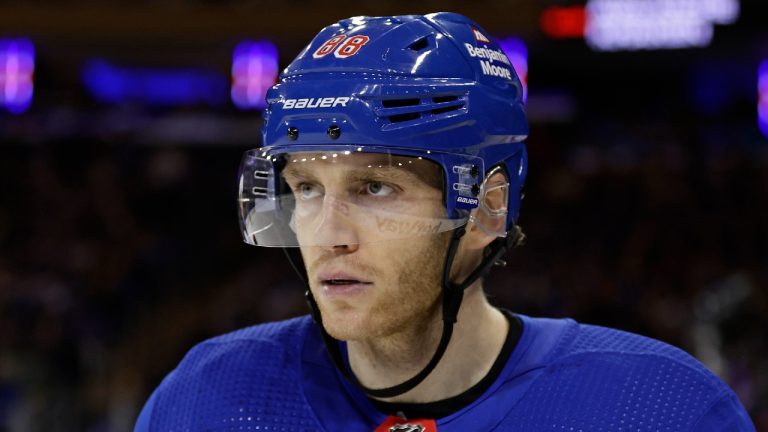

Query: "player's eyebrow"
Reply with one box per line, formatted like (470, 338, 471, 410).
(282, 154, 443, 190)
(284, 163, 440, 190)
(343, 166, 420, 184)
(282, 163, 317, 183)
(369, 160, 443, 190)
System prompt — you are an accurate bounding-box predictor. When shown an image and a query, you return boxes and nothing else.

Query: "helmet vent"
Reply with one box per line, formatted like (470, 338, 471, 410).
(432, 95, 459, 104)
(382, 98, 420, 108)
(408, 37, 430, 52)
(376, 93, 467, 126)
(389, 112, 421, 122)
(432, 105, 461, 115)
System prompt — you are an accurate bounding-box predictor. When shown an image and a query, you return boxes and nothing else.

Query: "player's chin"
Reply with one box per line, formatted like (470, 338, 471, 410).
(319, 307, 377, 341)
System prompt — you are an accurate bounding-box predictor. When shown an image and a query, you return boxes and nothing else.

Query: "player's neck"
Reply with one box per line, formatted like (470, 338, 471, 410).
(347, 283, 509, 404)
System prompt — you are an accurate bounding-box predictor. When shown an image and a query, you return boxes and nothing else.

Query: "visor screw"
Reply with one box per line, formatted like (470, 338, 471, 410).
(327, 125, 341, 140)
(470, 165, 479, 177)
(471, 184, 480, 196)
(287, 127, 299, 141)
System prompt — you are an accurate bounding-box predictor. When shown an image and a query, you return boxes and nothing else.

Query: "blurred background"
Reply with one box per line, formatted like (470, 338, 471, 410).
(1, 0, 767, 430)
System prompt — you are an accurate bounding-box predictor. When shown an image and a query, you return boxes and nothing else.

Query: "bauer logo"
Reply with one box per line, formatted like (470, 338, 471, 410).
(283, 97, 350, 109)
(456, 196, 479, 207)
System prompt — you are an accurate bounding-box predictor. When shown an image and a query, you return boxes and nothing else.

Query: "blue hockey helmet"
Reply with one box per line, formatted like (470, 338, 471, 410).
(238, 12, 528, 247)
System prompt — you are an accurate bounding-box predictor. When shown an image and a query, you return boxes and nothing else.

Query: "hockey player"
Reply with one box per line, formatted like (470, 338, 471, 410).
(135, 13, 755, 431)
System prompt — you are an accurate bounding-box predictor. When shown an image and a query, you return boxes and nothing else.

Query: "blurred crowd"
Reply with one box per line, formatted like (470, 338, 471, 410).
(0, 114, 766, 431)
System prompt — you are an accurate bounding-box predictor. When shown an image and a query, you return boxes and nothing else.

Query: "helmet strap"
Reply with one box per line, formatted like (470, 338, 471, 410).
(287, 225, 518, 399)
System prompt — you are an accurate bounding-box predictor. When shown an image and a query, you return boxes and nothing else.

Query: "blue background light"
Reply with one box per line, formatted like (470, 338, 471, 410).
(498, 37, 528, 103)
(759, 60, 768, 138)
(231, 40, 278, 110)
(82, 59, 228, 107)
(0, 38, 34, 114)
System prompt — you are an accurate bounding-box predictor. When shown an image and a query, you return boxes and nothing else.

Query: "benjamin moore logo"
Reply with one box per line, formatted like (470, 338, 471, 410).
(464, 43, 513, 80)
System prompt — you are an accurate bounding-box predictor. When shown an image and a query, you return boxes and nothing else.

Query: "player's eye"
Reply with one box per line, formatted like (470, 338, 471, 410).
(298, 182, 323, 200)
(364, 181, 394, 197)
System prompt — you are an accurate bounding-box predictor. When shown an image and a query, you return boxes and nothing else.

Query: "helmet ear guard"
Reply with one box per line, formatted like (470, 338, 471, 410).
(469, 165, 510, 239)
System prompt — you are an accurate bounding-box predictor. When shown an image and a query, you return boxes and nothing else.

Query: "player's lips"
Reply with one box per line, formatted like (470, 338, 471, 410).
(317, 271, 373, 297)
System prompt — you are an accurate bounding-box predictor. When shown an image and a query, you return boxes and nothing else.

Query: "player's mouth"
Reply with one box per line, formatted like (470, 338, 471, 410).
(318, 272, 373, 297)
(325, 279, 366, 285)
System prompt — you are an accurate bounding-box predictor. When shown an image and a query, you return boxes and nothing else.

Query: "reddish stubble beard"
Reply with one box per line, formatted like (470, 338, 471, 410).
(302, 233, 451, 343)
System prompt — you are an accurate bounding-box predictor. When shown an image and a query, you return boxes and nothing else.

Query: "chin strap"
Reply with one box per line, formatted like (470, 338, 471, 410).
(288, 227, 519, 399)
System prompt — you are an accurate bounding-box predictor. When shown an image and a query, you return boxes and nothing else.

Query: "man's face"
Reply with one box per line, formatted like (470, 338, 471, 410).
(282, 152, 451, 341)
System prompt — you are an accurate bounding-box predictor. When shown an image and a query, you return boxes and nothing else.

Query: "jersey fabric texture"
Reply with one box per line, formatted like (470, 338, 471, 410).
(134, 314, 755, 431)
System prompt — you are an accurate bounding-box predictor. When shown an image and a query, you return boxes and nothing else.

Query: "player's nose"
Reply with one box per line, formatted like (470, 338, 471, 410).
(311, 195, 360, 252)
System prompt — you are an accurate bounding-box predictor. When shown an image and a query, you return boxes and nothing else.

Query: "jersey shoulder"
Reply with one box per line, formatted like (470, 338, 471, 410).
(557, 320, 711, 370)
(136, 315, 320, 431)
(504, 318, 754, 431)
(173, 314, 313, 381)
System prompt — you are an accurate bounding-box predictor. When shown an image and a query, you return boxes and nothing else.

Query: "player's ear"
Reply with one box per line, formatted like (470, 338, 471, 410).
(464, 169, 509, 251)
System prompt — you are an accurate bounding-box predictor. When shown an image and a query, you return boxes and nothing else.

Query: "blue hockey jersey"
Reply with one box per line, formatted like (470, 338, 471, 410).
(135, 314, 755, 431)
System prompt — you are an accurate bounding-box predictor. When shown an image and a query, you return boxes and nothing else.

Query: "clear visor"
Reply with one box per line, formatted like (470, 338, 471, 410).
(237, 147, 472, 247)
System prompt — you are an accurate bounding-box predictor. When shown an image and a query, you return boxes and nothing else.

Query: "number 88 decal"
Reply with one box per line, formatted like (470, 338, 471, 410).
(313, 35, 370, 59)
